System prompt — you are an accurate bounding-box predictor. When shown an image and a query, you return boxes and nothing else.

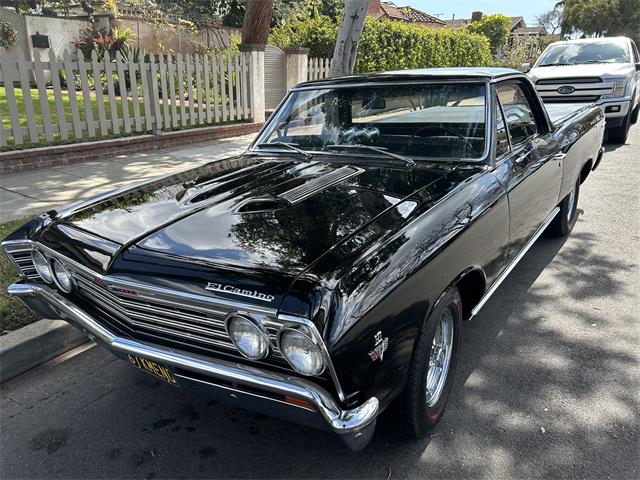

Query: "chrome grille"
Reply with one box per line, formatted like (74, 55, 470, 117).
(535, 77, 612, 103)
(72, 270, 289, 368)
(2, 243, 40, 280)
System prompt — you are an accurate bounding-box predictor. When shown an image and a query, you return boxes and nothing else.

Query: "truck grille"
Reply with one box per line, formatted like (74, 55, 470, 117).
(71, 269, 292, 370)
(535, 77, 612, 103)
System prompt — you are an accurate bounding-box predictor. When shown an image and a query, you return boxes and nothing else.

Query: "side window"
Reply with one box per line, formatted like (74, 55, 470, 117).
(497, 83, 538, 146)
(496, 97, 510, 157)
(632, 41, 640, 63)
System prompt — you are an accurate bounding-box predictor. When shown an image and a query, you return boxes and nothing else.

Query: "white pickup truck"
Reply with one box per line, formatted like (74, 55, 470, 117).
(524, 37, 640, 143)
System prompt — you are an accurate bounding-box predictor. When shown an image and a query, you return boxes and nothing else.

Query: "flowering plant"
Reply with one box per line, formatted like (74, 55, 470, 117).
(0, 19, 17, 49)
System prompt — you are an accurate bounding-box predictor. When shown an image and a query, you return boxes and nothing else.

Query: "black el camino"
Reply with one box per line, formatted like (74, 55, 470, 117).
(3, 68, 605, 450)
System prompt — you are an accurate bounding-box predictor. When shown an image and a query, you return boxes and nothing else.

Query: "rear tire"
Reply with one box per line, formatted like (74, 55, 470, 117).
(400, 286, 462, 438)
(548, 178, 580, 237)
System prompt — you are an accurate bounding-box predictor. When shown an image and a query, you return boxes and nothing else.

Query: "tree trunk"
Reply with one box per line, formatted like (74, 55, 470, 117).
(241, 0, 275, 46)
(330, 0, 371, 77)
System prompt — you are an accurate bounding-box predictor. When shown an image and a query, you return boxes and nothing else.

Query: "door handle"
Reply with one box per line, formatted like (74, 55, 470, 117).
(553, 153, 567, 162)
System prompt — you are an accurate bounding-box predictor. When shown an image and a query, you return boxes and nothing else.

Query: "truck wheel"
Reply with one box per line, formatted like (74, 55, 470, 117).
(400, 286, 462, 438)
(631, 103, 639, 124)
(607, 113, 630, 144)
(548, 178, 580, 237)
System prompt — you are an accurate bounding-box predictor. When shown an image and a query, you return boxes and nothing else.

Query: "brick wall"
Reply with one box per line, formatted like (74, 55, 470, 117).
(0, 123, 263, 175)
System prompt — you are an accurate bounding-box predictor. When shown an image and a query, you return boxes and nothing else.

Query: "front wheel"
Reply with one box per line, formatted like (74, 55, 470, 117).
(400, 286, 462, 438)
(607, 112, 631, 144)
(548, 178, 580, 237)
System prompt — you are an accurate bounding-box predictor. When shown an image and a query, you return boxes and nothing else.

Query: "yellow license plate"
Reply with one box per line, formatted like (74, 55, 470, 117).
(127, 354, 177, 385)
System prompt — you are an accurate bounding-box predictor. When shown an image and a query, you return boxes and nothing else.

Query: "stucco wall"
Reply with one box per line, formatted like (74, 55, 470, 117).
(117, 16, 240, 54)
(0, 9, 90, 61)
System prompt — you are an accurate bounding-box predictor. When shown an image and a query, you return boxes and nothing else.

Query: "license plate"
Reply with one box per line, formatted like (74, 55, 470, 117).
(127, 354, 178, 385)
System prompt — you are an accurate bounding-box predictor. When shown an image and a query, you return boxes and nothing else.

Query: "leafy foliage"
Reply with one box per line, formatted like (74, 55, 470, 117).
(467, 13, 512, 53)
(561, 0, 640, 41)
(497, 37, 543, 69)
(74, 26, 134, 61)
(271, 17, 491, 72)
(0, 18, 18, 48)
(269, 14, 338, 57)
(356, 19, 492, 72)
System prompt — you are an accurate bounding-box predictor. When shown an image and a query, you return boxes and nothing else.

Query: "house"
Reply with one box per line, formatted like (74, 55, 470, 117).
(444, 11, 548, 38)
(368, 0, 446, 28)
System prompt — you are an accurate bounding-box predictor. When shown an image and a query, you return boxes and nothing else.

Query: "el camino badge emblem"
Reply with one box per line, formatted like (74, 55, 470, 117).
(368, 331, 389, 362)
(557, 85, 575, 95)
(205, 282, 275, 303)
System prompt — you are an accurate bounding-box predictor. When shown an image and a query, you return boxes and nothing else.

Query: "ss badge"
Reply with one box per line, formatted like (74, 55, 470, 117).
(368, 331, 389, 362)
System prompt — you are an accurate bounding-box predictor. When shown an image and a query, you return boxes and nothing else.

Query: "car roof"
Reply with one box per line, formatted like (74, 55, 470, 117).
(295, 67, 521, 88)
(548, 36, 630, 46)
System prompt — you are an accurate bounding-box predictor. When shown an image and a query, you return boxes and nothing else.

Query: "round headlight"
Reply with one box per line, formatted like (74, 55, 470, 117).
(226, 314, 270, 360)
(278, 329, 325, 376)
(51, 258, 74, 293)
(31, 250, 53, 283)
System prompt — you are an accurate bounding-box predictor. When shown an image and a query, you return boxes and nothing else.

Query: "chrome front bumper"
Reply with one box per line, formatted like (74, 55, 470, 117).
(8, 282, 379, 450)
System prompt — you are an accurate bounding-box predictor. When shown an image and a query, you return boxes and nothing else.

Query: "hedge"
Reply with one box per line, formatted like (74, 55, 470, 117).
(269, 17, 492, 73)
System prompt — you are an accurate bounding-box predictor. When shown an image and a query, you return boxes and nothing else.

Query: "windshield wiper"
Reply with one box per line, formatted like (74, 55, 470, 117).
(325, 144, 415, 166)
(255, 141, 313, 159)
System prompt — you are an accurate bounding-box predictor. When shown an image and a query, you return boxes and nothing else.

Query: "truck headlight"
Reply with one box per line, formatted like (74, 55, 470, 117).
(278, 329, 325, 376)
(51, 258, 74, 293)
(226, 314, 270, 359)
(31, 250, 53, 283)
(606, 78, 627, 98)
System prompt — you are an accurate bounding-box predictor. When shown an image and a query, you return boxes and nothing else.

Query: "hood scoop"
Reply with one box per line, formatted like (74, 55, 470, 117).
(278, 166, 364, 204)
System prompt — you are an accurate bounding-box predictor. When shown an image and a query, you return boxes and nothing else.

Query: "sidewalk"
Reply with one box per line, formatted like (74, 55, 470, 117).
(0, 133, 255, 224)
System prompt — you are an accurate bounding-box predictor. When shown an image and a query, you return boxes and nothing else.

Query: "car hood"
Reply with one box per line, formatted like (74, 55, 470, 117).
(529, 63, 635, 81)
(38, 154, 464, 308)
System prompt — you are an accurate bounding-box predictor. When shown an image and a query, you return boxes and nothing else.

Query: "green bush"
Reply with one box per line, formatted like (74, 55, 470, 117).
(269, 17, 492, 73)
(356, 19, 492, 72)
(269, 14, 338, 57)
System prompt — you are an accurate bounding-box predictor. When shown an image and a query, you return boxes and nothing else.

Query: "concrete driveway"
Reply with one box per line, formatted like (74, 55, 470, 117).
(0, 125, 638, 479)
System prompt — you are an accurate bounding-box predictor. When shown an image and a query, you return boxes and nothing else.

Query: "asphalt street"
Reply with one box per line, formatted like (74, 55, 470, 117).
(1, 125, 639, 479)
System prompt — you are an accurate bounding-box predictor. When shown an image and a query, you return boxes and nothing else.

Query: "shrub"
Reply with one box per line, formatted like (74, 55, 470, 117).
(355, 19, 492, 73)
(467, 14, 511, 53)
(269, 17, 491, 73)
(269, 14, 338, 57)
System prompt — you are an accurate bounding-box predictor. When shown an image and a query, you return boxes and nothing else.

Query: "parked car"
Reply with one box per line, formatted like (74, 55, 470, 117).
(3, 68, 605, 451)
(524, 37, 640, 143)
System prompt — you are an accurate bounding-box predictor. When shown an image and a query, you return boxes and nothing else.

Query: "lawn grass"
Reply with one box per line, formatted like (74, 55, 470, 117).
(1, 86, 239, 151)
(0, 216, 38, 334)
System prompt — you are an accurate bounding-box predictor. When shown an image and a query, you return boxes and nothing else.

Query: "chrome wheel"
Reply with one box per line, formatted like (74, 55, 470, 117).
(566, 185, 577, 222)
(425, 307, 454, 407)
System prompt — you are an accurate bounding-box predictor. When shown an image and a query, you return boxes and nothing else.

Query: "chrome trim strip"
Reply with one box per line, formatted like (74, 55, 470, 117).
(8, 283, 378, 435)
(470, 206, 560, 318)
(278, 313, 347, 404)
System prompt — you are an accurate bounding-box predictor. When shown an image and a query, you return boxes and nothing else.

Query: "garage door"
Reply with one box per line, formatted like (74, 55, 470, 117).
(264, 45, 286, 109)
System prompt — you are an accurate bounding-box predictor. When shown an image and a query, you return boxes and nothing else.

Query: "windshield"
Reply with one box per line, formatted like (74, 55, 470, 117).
(537, 40, 630, 66)
(253, 82, 488, 161)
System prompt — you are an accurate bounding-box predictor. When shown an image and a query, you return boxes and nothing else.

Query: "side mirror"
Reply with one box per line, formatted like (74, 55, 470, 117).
(521, 63, 531, 73)
(636, 62, 640, 71)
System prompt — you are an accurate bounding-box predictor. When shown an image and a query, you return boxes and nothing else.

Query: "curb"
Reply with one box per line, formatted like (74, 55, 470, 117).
(0, 319, 89, 383)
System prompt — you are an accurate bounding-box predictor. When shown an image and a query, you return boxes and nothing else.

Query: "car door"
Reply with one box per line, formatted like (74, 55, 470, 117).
(631, 40, 640, 108)
(492, 79, 562, 258)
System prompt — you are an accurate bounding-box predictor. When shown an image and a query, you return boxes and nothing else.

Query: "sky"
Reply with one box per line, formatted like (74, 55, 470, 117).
(403, 0, 558, 25)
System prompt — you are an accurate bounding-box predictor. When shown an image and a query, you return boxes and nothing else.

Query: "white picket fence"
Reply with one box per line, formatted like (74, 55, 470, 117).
(307, 57, 331, 81)
(0, 48, 252, 148)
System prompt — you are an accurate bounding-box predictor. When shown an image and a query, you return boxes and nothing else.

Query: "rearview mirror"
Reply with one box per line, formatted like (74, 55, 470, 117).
(521, 63, 531, 73)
